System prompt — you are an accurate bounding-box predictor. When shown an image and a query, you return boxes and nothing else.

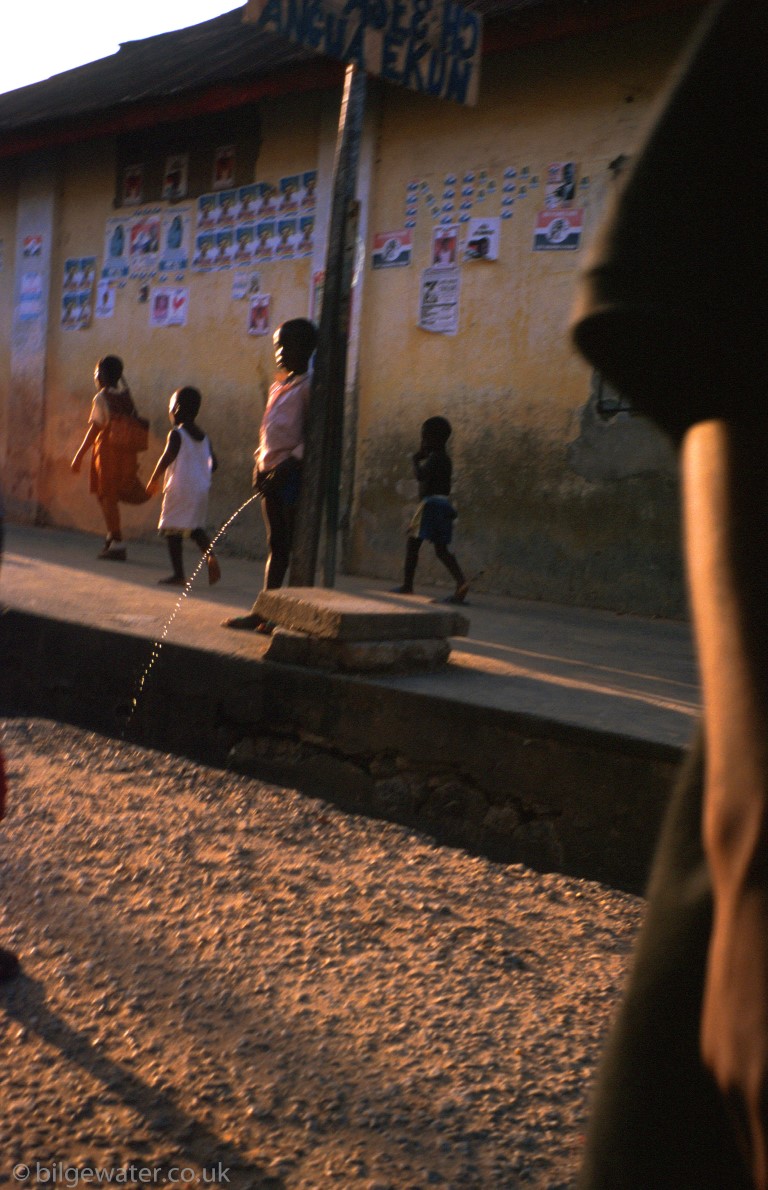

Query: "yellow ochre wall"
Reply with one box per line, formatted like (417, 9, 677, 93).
(34, 91, 326, 552)
(1, 8, 701, 613)
(352, 10, 697, 613)
(0, 184, 16, 460)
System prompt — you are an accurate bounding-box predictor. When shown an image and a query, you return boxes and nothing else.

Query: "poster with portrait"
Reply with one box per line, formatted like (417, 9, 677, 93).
(431, 225, 458, 267)
(95, 280, 116, 319)
(248, 293, 271, 336)
(123, 164, 144, 206)
(278, 175, 300, 214)
(102, 216, 130, 279)
(150, 286, 189, 327)
(253, 220, 275, 262)
(128, 211, 161, 276)
(162, 154, 189, 201)
(213, 145, 236, 191)
(464, 217, 500, 261)
(192, 231, 217, 270)
(158, 208, 191, 273)
(61, 256, 96, 329)
(237, 185, 260, 221)
(215, 228, 236, 267)
(274, 218, 297, 260)
(296, 216, 314, 258)
(196, 193, 218, 230)
(256, 183, 278, 218)
(544, 162, 577, 209)
(217, 190, 238, 227)
(300, 170, 317, 210)
(234, 224, 256, 264)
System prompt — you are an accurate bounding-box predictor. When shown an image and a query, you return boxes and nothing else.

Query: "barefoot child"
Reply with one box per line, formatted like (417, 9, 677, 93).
(146, 387, 221, 587)
(394, 416, 469, 604)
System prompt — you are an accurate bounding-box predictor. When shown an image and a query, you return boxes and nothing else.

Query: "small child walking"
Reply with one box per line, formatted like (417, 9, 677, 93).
(394, 416, 469, 604)
(146, 386, 221, 587)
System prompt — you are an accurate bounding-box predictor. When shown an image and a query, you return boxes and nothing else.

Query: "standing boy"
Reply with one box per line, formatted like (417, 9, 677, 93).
(223, 317, 317, 631)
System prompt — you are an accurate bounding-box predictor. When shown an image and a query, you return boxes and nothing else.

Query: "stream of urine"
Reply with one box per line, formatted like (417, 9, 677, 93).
(127, 493, 261, 726)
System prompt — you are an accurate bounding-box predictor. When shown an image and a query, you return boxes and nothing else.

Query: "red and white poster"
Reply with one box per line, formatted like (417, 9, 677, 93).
(532, 208, 584, 251)
(150, 286, 189, 327)
(371, 230, 413, 269)
(431, 225, 458, 267)
(248, 293, 271, 335)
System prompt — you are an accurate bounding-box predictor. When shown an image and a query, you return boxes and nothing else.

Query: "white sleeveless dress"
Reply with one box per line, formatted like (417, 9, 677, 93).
(158, 427, 213, 532)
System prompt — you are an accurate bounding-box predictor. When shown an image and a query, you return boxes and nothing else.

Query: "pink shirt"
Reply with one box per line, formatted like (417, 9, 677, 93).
(255, 372, 310, 473)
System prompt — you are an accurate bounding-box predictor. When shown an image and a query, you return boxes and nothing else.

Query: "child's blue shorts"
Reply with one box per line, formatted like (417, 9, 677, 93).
(409, 496, 457, 546)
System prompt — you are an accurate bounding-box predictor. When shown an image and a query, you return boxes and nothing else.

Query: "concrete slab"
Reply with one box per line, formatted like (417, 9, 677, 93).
(254, 586, 469, 641)
(0, 523, 702, 890)
(0, 523, 699, 746)
(265, 627, 451, 672)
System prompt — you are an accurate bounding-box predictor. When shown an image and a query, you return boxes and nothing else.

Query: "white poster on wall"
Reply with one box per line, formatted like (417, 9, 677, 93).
(418, 266, 460, 335)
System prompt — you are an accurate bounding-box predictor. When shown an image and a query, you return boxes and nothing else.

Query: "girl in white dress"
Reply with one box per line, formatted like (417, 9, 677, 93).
(146, 387, 221, 587)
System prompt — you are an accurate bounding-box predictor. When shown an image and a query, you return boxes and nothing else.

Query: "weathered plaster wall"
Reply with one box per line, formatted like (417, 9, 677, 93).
(2, 9, 701, 615)
(0, 178, 17, 473)
(15, 90, 335, 554)
(4, 155, 58, 522)
(351, 11, 698, 616)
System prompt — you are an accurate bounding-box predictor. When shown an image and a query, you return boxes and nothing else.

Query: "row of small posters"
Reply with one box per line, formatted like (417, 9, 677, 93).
(373, 207, 583, 275)
(62, 255, 273, 335)
(121, 150, 317, 206)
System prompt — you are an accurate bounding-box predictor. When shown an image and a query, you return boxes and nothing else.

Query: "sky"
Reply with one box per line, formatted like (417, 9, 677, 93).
(0, 0, 243, 97)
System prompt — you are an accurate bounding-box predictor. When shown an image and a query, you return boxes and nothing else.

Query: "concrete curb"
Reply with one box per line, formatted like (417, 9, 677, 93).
(0, 606, 682, 892)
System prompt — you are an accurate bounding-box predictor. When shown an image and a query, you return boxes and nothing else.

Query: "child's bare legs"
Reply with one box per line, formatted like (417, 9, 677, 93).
(191, 528, 221, 585)
(160, 533, 185, 585)
(160, 529, 220, 586)
(393, 536, 421, 594)
(97, 495, 126, 560)
(434, 543, 469, 603)
(261, 492, 293, 589)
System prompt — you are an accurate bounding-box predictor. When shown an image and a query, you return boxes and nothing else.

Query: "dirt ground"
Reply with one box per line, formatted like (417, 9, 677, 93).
(0, 718, 643, 1189)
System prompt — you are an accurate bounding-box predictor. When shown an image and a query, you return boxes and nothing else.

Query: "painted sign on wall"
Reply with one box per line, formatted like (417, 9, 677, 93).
(244, 0, 482, 105)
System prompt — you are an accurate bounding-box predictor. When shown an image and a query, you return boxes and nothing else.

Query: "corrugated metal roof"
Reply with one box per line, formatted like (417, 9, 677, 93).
(0, 9, 317, 134)
(0, 1, 564, 137)
(0, 0, 701, 145)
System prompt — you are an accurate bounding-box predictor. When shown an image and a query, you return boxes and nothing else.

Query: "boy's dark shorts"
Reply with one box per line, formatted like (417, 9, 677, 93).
(409, 496, 457, 546)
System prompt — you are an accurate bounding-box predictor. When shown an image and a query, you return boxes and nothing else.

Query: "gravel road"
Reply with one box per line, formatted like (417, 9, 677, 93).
(0, 718, 644, 1189)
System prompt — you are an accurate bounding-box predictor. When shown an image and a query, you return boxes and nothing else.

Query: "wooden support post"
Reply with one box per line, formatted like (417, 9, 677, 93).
(290, 64, 367, 587)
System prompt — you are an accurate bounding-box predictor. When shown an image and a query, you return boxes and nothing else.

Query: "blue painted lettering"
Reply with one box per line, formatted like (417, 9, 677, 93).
(445, 55, 472, 103)
(284, 0, 306, 43)
(323, 11, 349, 58)
(369, 0, 390, 30)
(343, 20, 366, 67)
(403, 37, 429, 91)
(304, 0, 325, 47)
(409, 0, 431, 42)
(457, 9, 479, 58)
(381, 30, 405, 83)
(426, 49, 445, 96)
(440, 1, 461, 56)
(390, 0, 408, 37)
